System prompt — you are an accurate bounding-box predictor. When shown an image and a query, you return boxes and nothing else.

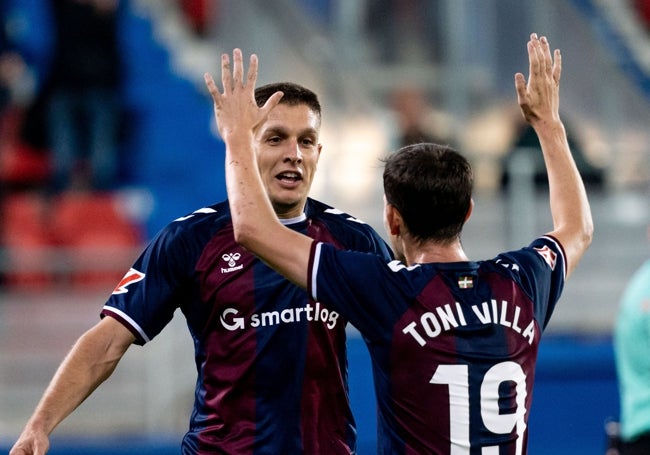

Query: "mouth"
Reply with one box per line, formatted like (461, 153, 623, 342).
(275, 171, 303, 184)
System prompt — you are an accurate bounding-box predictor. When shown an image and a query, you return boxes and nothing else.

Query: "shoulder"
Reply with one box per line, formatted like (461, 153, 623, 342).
(490, 236, 565, 273)
(306, 198, 381, 235)
(153, 200, 232, 243)
(306, 198, 392, 257)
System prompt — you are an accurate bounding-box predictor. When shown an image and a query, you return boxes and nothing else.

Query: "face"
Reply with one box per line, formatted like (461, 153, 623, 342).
(254, 103, 322, 218)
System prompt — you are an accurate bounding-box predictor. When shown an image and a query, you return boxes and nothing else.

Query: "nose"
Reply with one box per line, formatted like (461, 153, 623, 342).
(284, 139, 303, 164)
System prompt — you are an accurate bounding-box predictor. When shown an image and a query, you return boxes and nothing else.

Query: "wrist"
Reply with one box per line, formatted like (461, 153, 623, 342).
(531, 117, 565, 136)
(222, 128, 255, 145)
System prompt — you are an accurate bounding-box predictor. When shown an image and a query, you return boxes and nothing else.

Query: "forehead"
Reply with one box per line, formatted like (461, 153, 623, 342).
(257, 103, 321, 134)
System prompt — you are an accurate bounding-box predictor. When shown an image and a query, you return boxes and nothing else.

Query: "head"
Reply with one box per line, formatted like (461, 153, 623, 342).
(383, 143, 473, 245)
(253, 82, 322, 218)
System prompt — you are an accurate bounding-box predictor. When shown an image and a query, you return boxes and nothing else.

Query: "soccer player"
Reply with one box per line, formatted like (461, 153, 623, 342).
(614, 224, 650, 455)
(206, 33, 593, 453)
(9, 82, 392, 454)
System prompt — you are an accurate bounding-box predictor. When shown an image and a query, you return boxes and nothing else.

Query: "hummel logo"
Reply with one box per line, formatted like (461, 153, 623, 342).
(222, 252, 241, 267)
(221, 252, 243, 273)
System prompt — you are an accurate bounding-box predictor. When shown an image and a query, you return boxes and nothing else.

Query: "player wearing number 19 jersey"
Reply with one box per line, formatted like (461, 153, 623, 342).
(309, 235, 566, 454)
(101, 198, 392, 455)
(212, 35, 592, 455)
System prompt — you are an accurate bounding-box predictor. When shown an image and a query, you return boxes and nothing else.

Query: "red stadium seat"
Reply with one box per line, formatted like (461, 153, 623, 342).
(0, 192, 54, 289)
(1, 191, 144, 290)
(48, 192, 144, 288)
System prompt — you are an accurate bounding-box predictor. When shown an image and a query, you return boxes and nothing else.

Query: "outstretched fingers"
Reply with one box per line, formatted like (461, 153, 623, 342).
(514, 72, 527, 105)
(527, 33, 540, 85)
(539, 35, 553, 77)
(552, 48, 562, 84)
(204, 49, 258, 103)
(515, 33, 563, 124)
(204, 48, 284, 138)
(221, 52, 232, 95)
(231, 48, 245, 88)
(246, 53, 259, 89)
(204, 72, 219, 102)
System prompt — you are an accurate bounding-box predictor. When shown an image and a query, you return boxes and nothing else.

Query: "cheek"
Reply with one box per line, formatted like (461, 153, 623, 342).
(304, 162, 319, 182)
(256, 156, 275, 178)
(306, 151, 320, 172)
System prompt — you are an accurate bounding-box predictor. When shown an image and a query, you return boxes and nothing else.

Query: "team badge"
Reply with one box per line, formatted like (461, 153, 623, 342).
(534, 245, 557, 270)
(112, 268, 146, 295)
(458, 276, 474, 289)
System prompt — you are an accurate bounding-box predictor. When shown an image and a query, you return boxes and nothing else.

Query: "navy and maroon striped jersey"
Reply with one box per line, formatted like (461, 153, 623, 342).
(309, 235, 566, 454)
(102, 198, 392, 455)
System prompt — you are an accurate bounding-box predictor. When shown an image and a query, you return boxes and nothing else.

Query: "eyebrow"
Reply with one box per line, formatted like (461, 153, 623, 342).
(262, 126, 319, 137)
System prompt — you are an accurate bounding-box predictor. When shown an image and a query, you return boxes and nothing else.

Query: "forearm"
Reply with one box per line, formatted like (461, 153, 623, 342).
(225, 131, 273, 244)
(23, 320, 131, 436)
(225, 132, 311, 288)
(535, 119, 593, 275)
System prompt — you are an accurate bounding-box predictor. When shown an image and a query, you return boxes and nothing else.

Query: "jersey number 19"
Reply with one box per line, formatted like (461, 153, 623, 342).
(431, 361, 527, 454)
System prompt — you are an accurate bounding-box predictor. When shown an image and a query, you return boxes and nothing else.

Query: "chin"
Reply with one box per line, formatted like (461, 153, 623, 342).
(272, 190, 306, 207)
(271, 199, 303, 215)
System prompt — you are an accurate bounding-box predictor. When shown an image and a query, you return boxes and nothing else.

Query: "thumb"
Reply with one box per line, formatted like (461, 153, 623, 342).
(258, 91, 284, 122)
(514, 72, 527, 101)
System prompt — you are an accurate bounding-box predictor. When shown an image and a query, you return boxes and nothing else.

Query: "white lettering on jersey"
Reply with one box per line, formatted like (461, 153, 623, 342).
(220, 302, 340, 331)
(402, 299, 535, 346)
(220, 308, 245, 330)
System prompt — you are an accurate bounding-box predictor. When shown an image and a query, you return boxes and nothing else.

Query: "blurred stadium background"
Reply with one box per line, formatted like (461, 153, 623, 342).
(1, 0, 649, 453)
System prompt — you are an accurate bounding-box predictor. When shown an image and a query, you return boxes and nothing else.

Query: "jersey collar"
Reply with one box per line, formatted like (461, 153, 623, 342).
(280, 213, 307, 225)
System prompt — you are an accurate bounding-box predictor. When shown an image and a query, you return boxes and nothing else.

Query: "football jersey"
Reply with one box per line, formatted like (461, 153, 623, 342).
(309, 235, 566, 455)
(614, 259, 650, 441)
(102, 198, 392, 455)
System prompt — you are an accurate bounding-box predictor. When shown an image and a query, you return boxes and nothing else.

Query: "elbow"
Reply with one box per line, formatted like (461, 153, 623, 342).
(232, 221, 256, 249)
(584, 220, 594, 248)
(572, 218, 594, 256)
(232, 219, 270, 254)
(582, 214, 594, 249)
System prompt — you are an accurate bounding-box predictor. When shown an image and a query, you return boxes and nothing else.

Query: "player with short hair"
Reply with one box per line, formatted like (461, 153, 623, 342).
(10, 82, 392, 454)
(206, 33, 593, 454)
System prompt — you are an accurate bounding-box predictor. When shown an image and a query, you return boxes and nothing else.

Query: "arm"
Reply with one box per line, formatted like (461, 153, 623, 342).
(9, 317, 135, 455)
(204, 49, 312, 289)
(514, 33, 593, 278)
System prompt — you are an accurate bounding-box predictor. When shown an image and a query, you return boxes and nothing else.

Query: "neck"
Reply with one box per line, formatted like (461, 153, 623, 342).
(403, 239, 469, 266)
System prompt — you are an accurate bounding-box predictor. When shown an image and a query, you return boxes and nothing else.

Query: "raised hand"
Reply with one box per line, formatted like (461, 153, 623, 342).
(204, 49, 283, 142)
(514, 33, 562, 125)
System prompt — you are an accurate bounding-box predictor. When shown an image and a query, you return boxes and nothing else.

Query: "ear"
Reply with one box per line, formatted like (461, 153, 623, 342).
(464, 198, 474, 223)
(385, 203, 403, 236)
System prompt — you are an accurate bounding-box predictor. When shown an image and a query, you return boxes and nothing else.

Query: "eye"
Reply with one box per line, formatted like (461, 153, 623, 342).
(301, 137, 316, 146)
(268, 136, 282, 144)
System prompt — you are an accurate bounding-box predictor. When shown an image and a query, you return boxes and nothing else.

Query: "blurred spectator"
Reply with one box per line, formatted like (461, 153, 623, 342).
(500, 113, 605, 191)
(364, 0, 443, 63)
(389, 86, 457, 149)
(0, 47, 34, 112)
(0, 0, 53, 190)
(45, 0, 123, 193)
(613, 224, 650, 454)
(0, 0, 49, 112)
